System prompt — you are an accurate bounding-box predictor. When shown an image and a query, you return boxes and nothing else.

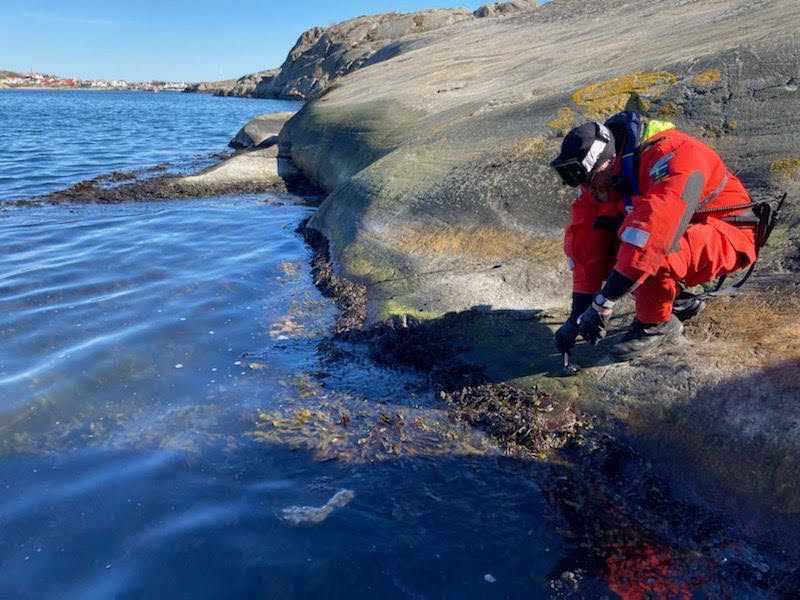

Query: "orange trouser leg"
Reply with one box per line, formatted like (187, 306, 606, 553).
(633, 268, 678, 324)
(632, 221, 756, 324)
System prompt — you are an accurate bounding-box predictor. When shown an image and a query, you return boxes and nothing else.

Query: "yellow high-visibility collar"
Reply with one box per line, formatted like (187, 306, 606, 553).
(641, 118, 675, 142)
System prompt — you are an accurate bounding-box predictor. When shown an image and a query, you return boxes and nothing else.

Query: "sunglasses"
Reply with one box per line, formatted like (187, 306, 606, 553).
(550, 158, 589, 187)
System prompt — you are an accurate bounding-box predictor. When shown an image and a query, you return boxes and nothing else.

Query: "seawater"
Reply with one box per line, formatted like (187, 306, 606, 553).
(0, 89, 302, 200)
(0, 92, 568, 598)
(0, 199, 565, 598)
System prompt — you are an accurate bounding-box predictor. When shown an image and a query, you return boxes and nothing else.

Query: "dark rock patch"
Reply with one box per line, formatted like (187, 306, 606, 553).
(297, 220, 367, 334)
(8, 158, 324, 207)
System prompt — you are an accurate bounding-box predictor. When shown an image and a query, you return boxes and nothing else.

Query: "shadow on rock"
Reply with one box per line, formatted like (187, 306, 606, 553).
(632, 356, 800, 532)
(326, 309, 800, 597)
(343, 305, 567, 389)
(300, 221, 800, 595)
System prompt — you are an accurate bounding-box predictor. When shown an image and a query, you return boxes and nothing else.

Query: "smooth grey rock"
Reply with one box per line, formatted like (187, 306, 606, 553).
(178, 145, 298, 186)
(204, 8, 477, 101)
(229, 111, 296, 149)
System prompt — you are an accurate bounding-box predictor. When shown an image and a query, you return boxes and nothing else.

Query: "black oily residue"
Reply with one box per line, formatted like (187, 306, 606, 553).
(301, 227, 800, 595)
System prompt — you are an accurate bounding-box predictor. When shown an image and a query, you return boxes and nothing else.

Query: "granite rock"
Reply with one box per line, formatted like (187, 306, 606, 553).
(196, 5, 538, 101)
(229, 111, 296, 149)
(216, 69, 279, 98)
(182, 78, 238, 95)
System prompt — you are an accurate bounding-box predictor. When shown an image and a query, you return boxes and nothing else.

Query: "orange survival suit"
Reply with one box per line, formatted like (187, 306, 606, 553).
(564, 118, 757, 324)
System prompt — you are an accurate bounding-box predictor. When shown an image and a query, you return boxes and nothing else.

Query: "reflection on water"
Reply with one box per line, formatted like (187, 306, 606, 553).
(0, 90, 304, 199)
(0, 198, 568, 598)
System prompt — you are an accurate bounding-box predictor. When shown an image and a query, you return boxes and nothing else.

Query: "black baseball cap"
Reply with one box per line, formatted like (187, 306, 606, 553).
(549, 122, 616, 187)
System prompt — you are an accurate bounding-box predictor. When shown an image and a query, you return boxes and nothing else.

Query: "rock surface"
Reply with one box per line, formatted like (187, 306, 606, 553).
(188, 3, 540, 101)
(182, 78, 238, 95)
(215, 69, 279, 98)
(274, 0, 800, 522)
(282, 0, 799, 318)
(229, 111, 296, 149)
(261, 8, 477, 100)
(178, 145, 299, 186)
(473, 0, 538, 18)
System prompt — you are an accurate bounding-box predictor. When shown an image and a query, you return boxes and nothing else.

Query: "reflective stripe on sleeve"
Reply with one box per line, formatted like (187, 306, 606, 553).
(621, 226, 650, 248)
(567, 257, 575, 270)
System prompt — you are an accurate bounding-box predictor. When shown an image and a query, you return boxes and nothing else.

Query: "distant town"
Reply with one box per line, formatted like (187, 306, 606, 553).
(0, 70, 188, 92)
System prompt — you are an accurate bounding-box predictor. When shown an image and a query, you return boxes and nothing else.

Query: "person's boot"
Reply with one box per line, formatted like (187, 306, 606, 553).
(610, 314, 684, 361)
(672, 291, 706, 322)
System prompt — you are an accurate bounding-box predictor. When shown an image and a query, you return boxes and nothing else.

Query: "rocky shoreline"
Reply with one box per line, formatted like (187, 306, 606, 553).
(268, 0, 800, 535)
(12, 0, 800, 592)
(183, 1, 540, 100)
(8, 113, 322, 207)
(298, 210, 800, 595)
(14, 111, 800, 593)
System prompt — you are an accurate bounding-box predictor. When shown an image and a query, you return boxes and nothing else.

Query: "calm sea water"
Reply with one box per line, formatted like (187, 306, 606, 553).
(0, 89, 302, 200)
(0, 198, 569, 598)
(0, 91, 571, 598)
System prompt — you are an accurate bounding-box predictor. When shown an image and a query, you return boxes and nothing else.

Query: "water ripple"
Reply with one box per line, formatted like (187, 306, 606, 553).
(0, 90, 303, 199)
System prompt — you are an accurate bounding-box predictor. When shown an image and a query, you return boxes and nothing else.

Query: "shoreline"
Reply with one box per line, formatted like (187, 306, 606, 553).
(273, 0, 800, 557)
(298, 213, 800, 593)
(7, 133, 799, 592)
(0, 86, 181, 92)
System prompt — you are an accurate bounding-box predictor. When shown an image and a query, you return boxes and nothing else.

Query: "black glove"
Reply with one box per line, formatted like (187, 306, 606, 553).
(554, 317, 579, 354)
(577, 305, 610, 345)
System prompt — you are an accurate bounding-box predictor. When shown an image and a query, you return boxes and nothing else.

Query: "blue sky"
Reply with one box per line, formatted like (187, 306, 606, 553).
(1, 0, 496, 82)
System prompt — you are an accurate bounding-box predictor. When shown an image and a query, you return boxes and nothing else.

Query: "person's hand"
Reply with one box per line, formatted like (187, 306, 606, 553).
(577, 304, 611, 345)
(554, 317, 579, 354)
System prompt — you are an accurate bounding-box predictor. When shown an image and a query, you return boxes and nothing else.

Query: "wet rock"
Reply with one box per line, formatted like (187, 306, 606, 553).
(297, 220, 367, 334)
(281, 0, 800, 533)
(14, 152, 324, 207)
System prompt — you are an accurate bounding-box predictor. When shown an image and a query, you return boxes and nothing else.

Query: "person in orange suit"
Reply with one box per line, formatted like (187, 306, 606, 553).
(550, 111, 756, 360)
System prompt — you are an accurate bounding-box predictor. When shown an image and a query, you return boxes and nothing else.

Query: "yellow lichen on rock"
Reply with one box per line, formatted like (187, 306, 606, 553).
(387, 226, 563, 262)
(511, 136, 548, 157)
(656, 101, 684, 118)
(548, 107, 575, 136)
(692, 68, 722, 87)
(769, 157, 800, 178)
(572, 71, 677, 119)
